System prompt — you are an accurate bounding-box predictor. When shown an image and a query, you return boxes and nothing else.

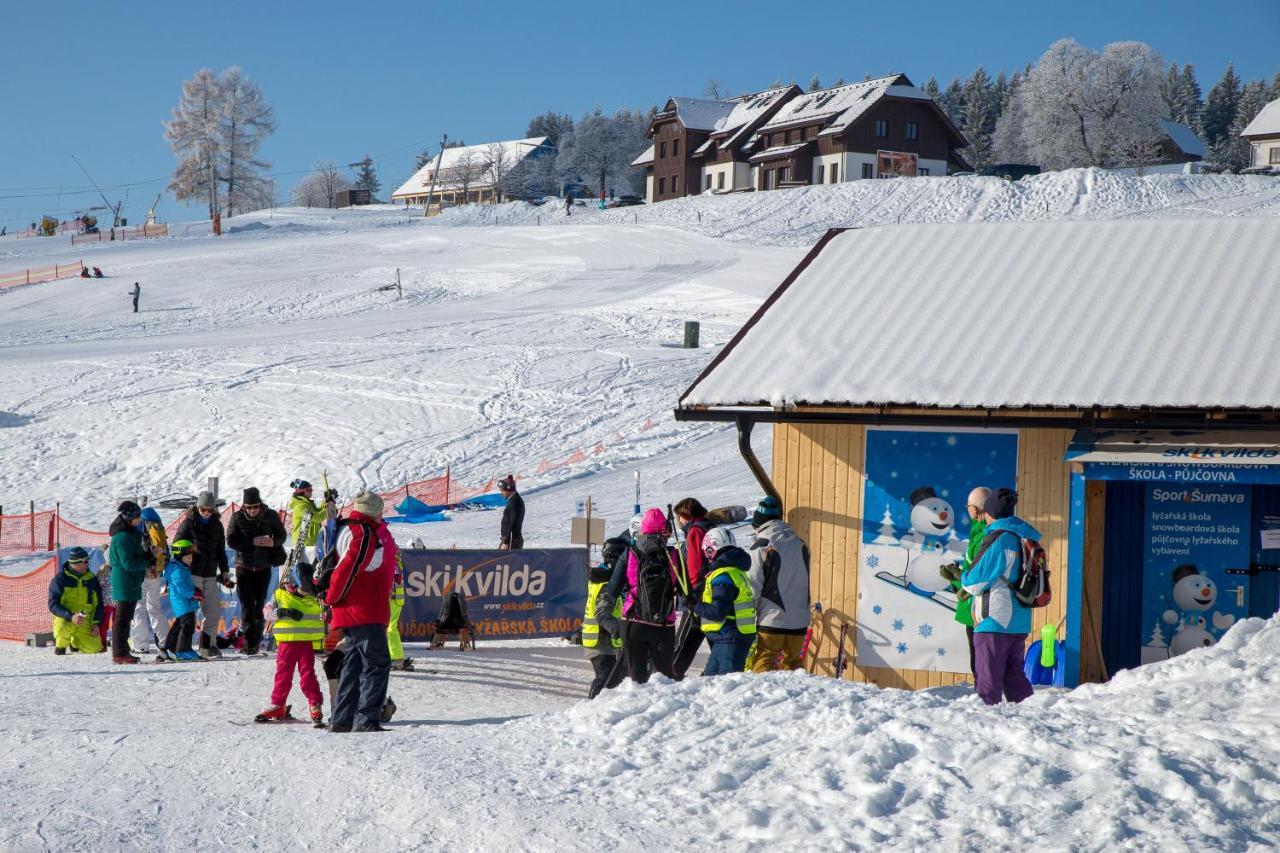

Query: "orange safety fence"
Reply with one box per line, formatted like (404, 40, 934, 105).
(71, 223, 169, 246)
(0, 558, 57, 641)
(0, 260, 85, 290)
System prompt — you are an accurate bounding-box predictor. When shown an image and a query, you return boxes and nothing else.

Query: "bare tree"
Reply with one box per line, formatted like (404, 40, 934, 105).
(164, 68, 222, 218)
(482, 143, 514, 204)
(703, 78, 726, 99)
(1122, 136, 1165, 175)
(290, 162, 350, 207)
(217, 67, 275, 216)
(448, 149, 486, 204)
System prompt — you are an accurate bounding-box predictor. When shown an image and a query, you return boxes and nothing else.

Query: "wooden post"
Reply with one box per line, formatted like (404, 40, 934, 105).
(444, 466, 452, 505)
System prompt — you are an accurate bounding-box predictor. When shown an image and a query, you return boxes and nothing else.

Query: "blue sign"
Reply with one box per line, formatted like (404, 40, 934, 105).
(399, 548, 588, 640)
(1083, 461, 1280, 484)
(1140, 484, 1251, 665)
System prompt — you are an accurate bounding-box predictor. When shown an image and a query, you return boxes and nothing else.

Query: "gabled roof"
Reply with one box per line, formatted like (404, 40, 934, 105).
(759, 74, 907, 135)
(1242, 97, 1280, 139)
(679, 217, 1280, 411)
(392, 137, 550, 198)
(661, 97, 737, 132)
(710, 86, 798, 150)
(631, 144, 654, 167)
(1159, 119, 1205, 157)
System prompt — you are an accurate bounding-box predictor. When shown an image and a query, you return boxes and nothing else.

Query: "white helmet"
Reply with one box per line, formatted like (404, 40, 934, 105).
(629, 512, 645, 538)
(703, 526, 737, 562)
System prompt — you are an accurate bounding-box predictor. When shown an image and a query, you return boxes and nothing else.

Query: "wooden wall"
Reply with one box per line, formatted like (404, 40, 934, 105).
(771, 419, 1074, 689)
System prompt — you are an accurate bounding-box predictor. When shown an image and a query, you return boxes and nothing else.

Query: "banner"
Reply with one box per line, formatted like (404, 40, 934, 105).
(399, 548, 588, 640)
(856, 427, 1019, 672)
(876, 150, 918, 178)
(1139, 485, 1251, 664)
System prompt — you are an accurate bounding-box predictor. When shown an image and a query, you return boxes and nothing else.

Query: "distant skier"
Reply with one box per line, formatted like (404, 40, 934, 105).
(47, 546, 105, 655)
(160, 540, 202, 661)
(130, 282, 141, 312)
(564, 193, 572, 217)
(92, 266, 104, 278)
(497, 475, 524, 550)
(80, 267, 91, 278)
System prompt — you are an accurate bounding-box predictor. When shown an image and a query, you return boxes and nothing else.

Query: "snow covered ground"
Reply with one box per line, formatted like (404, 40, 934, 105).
(3, 618, 1280, 850)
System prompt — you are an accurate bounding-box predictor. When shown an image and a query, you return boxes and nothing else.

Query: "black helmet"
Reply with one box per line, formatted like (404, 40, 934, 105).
(66, 546, 91, 564)
(290, 478, 312, 492)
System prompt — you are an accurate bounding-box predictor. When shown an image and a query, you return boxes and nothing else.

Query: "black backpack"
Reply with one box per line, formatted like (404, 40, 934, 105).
(629, 534, 675, 624)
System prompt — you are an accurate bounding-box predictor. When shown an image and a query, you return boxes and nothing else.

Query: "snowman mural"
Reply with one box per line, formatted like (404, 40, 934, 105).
(1164, 563, 1232, 657)
(875, 486, 961, 608)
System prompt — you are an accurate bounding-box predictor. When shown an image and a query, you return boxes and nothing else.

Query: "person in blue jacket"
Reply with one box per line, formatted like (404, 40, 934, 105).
(161, 539, 202, 661)
(961, 488, 1036, 705)
(692, 543, 757, 676)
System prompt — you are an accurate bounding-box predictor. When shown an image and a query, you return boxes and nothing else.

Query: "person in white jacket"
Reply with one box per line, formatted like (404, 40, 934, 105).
(745, 496, 811, 672)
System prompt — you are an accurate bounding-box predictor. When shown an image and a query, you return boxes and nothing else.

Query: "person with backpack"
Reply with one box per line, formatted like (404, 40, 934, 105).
(671, 497, 713, 679)
(322, 490, 396, 732)
(583, 538, 627, 698)
(961, 488, 1037, 705)
(939, 486, 990, 676)
(131, 506, 170, 655)
(174, 491, 232, 658)
(225, 487, 287, 656)
(615, 507, 679, 683)
(745, 496, 812, 672)
(693, 533, 756, 675)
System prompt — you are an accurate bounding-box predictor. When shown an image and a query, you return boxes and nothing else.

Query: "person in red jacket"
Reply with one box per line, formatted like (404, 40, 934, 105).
(672, 497, 714, 680)
(323, 490, 396, 733)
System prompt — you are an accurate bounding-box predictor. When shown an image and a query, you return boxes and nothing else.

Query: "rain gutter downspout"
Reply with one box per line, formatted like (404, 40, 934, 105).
(736, 415, 781, 506)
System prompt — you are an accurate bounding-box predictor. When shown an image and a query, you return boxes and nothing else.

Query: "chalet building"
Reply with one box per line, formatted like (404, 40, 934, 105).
(634, 75, 968, 202)
(745, 74, 967, 191)
(1241, 96, 1280, 173)
(391, 136, 554, 211)
(676, 216, 1280, 690)
(632, 87, 799, 204)
(1156, 119, 1205, 164)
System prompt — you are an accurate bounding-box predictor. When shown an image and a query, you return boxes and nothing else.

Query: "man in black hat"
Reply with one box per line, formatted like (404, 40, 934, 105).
(497, 475, 524, 551)
(226, 487, 286, 655)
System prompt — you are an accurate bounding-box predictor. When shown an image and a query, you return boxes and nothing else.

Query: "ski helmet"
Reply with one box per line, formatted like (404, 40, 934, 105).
(703, 526, 737, 562)
(171, 539, 196, 558)
(290, 478, 312, 492)
(65, 546, 91, 564)
(140, 506, 162, 524)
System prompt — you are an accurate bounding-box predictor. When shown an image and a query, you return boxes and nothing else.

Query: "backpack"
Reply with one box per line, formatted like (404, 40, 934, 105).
(976, 529, 1052, 609)
(629, 534, 676, 623)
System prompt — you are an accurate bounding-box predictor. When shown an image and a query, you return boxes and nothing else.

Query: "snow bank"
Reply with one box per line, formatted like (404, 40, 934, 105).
(430, 168, 1280, 247)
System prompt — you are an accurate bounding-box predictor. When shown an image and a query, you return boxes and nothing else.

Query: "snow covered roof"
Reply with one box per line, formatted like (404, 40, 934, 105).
(759, 75, 907, 137)
(665, 97, 737, 132)
(1159, 120, 1205, 157)
(1242, 97, 1280, 138)
(680, 217, 1280, 411)
(712, 87, 796, 150)
(631, 144, 654, 167)
(392, 137, 549, 198)
(748, 142, 812, 163)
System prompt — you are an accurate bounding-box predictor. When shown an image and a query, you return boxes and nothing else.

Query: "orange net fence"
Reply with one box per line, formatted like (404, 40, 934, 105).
(0, 260, 86, 290)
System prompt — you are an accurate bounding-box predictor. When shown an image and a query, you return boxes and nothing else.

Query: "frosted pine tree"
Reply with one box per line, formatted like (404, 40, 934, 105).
(217, 66, 275, 216)
(352, 156, 381, 197)
(961, 67, 998, 170)
(164, 68, 223, 219)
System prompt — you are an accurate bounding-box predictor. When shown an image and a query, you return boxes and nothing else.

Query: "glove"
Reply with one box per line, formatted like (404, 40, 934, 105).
(193, 589, 204, 602)
(938, 562, 961, 583)
(323, 489, 338, 502)
(277, 607, 303, 621)
(956, 588, 972, 602)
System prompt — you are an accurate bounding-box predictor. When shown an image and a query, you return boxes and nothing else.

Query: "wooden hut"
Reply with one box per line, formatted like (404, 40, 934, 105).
(675, 216, 1280, 688)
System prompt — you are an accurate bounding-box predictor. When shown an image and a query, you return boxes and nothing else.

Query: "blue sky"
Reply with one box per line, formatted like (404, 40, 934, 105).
(1, 0, 1276, 227)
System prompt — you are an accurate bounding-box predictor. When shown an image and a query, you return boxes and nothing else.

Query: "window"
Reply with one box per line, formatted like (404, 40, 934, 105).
(717, 171, 725, 189)
(673, 138, 679, 156)
(785, 129, 794, 144)
(875, 119, 887, 137)
(919, 167, 930, 176)
(660, 141, 667, 158)
(816, 164, 824, 184)
(862, 162, 874, 179)
(906, 122, 919, 140)
(672, 174, 679, 192)
(1271, 148, 1280, 165)
(779, 166, 790, 183)
(705, 173, 712, 190)
(830, 163, 838, 182)
(659, 176, 666, 194)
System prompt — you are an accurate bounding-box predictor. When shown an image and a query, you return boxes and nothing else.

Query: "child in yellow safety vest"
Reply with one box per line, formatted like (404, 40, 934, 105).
(583, 539, 627, 698)
(388, 555, 414, 671)
(691, 543, 757, 676)
(48, 547, 105, 654)
(258, 563, 326, 725)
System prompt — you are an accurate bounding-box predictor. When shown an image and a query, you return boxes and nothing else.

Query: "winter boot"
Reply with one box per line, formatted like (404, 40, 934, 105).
(113, 654, 140, 665)
(255, 704, 290, 723)
(354, 721, 390, 732)
(381, 695, 397, 723)
(309, 705, 325, 727)
(176, 650, 202, 662)
(54, 647, 67, 656)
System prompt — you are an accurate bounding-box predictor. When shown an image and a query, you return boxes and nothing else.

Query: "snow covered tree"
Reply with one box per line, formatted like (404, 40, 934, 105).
(809, 74, 823, 92)
(993, 72, 1031, 164)
(961, 67, 998, 170)
(922, 76, 941, 100)
(1174, 64, 1204, 130)
(216, 67, 275, 217)
(1202, 63, 1242, 150)
(833, 76, 847, 87)
(164, 68, 223, 218)
(482, 143, 514, 203)
(449, 148, 486, 204)
(556, 106, 649, 196)
(290, 162, 349, 207)
(351, 156, 381, 197)
(526, 111, 574, 147)
(1014, 39, 1166, 169)
(1161, 62, 1181, 119)
(938, 78, 964, 125)
(1222, 80, 1271, 171)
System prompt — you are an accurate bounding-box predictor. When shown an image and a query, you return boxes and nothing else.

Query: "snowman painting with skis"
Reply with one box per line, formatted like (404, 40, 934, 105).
(855, 427, 1019, 673)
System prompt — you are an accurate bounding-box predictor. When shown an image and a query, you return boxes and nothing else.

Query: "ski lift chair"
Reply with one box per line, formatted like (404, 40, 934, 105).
(428, 590, 476, 651)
